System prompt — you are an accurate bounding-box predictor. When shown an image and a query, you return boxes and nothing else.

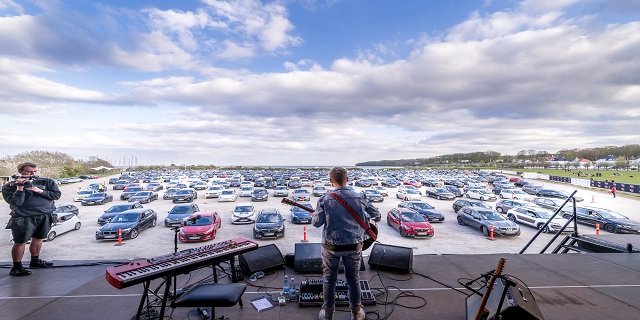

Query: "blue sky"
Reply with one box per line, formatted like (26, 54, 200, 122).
(0, 0, 639, 166)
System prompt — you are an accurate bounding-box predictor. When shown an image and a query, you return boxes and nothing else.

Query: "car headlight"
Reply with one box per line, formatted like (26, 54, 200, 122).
(122, 228, 132, 233)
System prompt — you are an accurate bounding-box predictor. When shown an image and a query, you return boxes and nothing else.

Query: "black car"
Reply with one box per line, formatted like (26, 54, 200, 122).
(398, 201, 444, 222)
(95, 208, 157, 240)
(97, 202, 144, 225)
(251, 188, 269, 201)
(562, 206, 640, 234)
(173, 189, 197, 203)
(253, 208, 285, 239)
(362, 189, 384, 202)
(163, 188, 180, 200)
(165, 203, 200, 227)
(452, 199, 492, 213)
(229, 179, 241, 187)
(287, 180, 302, 189)
(514, 180, 530, 187)
(120, 187, 144, 200)
(129, 191, 159, 204)
(536, 189, 583, 202)
(81, 193, 114, 206)
(457, 208, 520, 237)
(425, 188, 456, 200)
(54, 204, 80, 216)
(113, 180, 129, 190)
(108, 178, 119, 184)
(443, 185, 463, 197)
(531, 197, 565, 211)
(146, 183, 163, 191)
(381, 179, 401, 187)
(444, 179, 465, 188)
(522, 184, 544, 195)
(355, 179, 373, 187)
(264, 180, 277, 189)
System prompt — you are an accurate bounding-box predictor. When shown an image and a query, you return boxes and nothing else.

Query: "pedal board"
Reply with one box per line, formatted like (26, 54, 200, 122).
(298, 278, 375, 307)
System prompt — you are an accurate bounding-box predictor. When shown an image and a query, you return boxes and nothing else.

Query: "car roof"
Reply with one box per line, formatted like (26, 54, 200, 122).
(119, 208, 146, 214)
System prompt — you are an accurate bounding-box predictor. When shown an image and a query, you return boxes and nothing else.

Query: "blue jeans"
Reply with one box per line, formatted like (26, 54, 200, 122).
(321, 243, 362, 310)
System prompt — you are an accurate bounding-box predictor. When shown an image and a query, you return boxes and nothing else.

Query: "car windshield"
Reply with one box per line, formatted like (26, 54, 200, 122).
(364, 190, 379, 195)
(235, 206, 253, 212)
(166, 189, 178, 194)
(170, 206, 191, 214)
(470, 202, 489, 208)
(435, 188, 448, 193)
(91, 193, 106, 197)
(406, 189, 420, 194)
(185, 216, 213, 226)
(106, 205, 131, 213)
(78, 191, 93, 195)
(134, 192, 150, 196)
(221, 190, 233, 195)
(128, 188, 143, 192)
(401, 212, 426, 222)
(294, 190, 308, 194)
(208, 187, 220, 190)
(254, 189, 267, 194)
(257, 213, 280, 223)
(111, 213, 139, 223)
(413, 202, 434, 209)
(176, 190, 191, 195)
(480, 211, 504, 221)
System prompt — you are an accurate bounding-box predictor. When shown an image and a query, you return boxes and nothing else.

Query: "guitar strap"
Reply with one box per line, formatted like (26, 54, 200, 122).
(329, 192, 377, 241)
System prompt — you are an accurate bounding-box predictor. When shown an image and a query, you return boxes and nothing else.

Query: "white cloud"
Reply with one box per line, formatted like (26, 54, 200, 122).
(217, 40, 255, 59)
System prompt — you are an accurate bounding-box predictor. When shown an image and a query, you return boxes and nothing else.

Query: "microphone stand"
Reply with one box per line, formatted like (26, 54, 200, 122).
(170, 225, 181, 300)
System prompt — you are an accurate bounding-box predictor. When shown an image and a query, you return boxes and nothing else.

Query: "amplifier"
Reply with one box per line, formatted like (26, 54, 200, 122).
(297, 278, 375, 307)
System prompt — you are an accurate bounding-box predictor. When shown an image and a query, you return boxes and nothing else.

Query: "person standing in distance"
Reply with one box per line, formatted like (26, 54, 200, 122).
(312, 167, 379, 320)
(3, 162, 61, 276)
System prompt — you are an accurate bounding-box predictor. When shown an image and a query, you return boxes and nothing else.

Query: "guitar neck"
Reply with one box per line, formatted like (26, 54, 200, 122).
(474, 257, 507, 320)
(281, 198, 314, 213)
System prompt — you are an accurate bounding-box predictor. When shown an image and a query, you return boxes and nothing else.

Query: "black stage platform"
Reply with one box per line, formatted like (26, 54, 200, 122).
(1, 252, 639, 320)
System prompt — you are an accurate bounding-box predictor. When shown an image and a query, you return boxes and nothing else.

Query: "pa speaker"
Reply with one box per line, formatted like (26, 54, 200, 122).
(238, 244, 285, 275)
(465, 275, 544, 320)
(367, 243, 413, 274)
(294, 242, 365, 274)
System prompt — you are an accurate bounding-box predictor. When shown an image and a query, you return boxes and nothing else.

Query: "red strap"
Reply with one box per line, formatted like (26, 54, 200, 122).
(329, 192, 377, 241)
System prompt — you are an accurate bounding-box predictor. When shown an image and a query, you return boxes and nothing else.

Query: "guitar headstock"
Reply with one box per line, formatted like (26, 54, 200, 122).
(494, 257, 507, 277)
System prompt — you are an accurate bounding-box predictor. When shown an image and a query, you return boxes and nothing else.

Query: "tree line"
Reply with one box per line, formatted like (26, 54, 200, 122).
(0, 150, 113, 178)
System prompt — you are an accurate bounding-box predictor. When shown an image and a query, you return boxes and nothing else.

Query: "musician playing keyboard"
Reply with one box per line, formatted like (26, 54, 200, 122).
(312, 167, 379, 320)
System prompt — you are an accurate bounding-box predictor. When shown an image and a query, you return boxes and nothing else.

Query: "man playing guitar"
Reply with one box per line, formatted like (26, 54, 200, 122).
(311, 167, 380, 320)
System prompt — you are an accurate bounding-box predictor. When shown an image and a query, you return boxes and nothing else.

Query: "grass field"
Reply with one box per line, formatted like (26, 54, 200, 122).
(506, 168, 640, 185)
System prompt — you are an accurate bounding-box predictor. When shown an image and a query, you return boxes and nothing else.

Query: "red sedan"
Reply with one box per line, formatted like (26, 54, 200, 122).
(403, 180, 422, 188)
(178, 211, 222, 243)
(387, 208, 434, 238)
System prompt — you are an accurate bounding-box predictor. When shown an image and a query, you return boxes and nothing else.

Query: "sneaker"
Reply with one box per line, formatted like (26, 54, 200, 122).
(29, 259, 54, 268)
(318, 307, 334, 320)
(351, 306, 365, 320)
(10, 267, 32, 276)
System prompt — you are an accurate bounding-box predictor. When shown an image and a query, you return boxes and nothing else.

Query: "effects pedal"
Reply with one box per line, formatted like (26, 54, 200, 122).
(297, 278, 376, 307)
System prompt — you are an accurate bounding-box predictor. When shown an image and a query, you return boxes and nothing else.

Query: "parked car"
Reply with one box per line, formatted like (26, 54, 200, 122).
(54, 204, 79, 216)
(381, 179, 401, 187)
(291, 189, 311, 201)
(536, 189, 583, 202)
(218, 189, 238, 202)
(165, 204, 200, 227)
(205, 186, 224, 198)
(287, 180, 302, 189)
(146, 182, 163, 191)
(312, 186, 329, 197)
(562, 206, 640, 234)
(425, 188, 456, 200)
(465, 189, 497, 201)
(46, 211, 81, 241)
(98, 202, 143, 225)
(373, 186, 389, 196)
(273, 186, 289, 197)
(95, 209, 157, 240)
(386, 208, 435, 238)
(396, 188, 422, 201)
(81, 192, 114, 206)
(163, 188, 180, 200)
(507, 207, 572, 233)
(178, 211, 222, 243)
(172, 188, 197, 203)
(232, 203, 256, 224)
(457, 207, 520, 237)
(443, 185, 464, 197)
(120, 187, 144, 200)
(251, 188, 269, 201)
(128, 191, 159, 204)
(73, 190, 96, 202)
(290, 202, 313, 224)
(239, 186, 254, 197)
(362, 189, 384, 202)
(398, 201, 444, 222)
(522, 184, 544, 195)
(192, 181, 208, 190)
(495, 199, 530, 214)
(108, 177, 119, 184)
(253, 208, 286, 239)
(113, 180, 128, 190)
(499, 189, 532, 201)
(532, 197, 568, 213)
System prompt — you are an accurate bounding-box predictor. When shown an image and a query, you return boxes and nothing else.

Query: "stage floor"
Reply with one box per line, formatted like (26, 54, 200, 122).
(1, 252, 639, 320)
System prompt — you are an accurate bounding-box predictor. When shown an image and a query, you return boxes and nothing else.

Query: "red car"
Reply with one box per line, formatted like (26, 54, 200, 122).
(178, 211, 222, 243)
(509, 177, 522, 183)
(386, 208, 434, 238)
(403, 180, 422, 188)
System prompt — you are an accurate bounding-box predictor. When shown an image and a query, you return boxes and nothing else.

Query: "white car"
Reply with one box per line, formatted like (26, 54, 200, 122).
(273, 186, 289, 197)
(396, 188, 422, 201)
(466, 181, 486, 189)
(373, 186, 389, 196)
(73, 190, 95, 202)
(465, 189, 497, 201)
(218, 189, 237, 202)
(239, 186, 254, 197)
(232, 203, 256, 224)
(205, 186, 224, 198)
(506, 207, 573, 233)
(300, 179, 313, 187)
(240, 181, 254, 187)
(500, 189, 533, 201)
(47, 212, 82, 241)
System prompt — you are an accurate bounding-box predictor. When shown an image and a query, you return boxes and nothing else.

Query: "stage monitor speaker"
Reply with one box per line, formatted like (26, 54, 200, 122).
(294, 242, 365, 274)
(238, 244, 285, 275)
(367, 243, 413, 274)
(465, 275, 544, 320)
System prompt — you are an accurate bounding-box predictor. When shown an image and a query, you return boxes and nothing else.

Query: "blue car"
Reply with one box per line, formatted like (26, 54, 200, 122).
(290, 202, 313, 224)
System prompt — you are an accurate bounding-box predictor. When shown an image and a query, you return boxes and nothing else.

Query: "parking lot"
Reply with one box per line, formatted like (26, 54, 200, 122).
(1, 173, 639, 262)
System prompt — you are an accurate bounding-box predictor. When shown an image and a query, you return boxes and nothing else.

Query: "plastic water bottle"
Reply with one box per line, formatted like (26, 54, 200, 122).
(283, 275, 290, 295)
(289, 277, 296, 299)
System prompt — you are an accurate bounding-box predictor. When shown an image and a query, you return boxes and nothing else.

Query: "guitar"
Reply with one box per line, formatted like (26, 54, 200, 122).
(474, 257, 507, 320)
(281, 198, 378, 250)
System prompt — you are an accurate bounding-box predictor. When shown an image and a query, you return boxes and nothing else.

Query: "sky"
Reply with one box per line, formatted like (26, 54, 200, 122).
(0, 0, 639, 167)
